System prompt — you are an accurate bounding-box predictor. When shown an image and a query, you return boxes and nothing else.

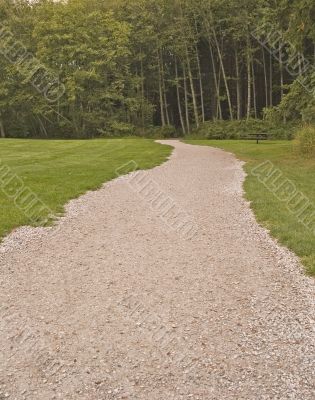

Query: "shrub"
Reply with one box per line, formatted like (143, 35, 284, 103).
(301, 106, 315, 125)
(294, 125, 315, 158)
(99, 121, 136, 137)
(188, 119, 298, 140)
(144, 125, 178, 138)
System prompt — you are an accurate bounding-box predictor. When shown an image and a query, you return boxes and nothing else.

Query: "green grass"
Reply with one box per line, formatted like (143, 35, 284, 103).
(185, 140, 315, 275)
(0, 138, 172, 240)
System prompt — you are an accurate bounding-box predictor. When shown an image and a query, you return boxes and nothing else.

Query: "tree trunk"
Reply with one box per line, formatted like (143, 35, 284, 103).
(279, 45, 286, 123)
(157, 50, 166, 127)
(185, 46, 199, 128)
(235, 48, 242, 120)
(251, 59, 257, 119)
(37, 116, 48, 137)
(262, 47, 269, 109)
(195, 45, 205, 123)
(269, 52, 273, 107)
(161, 53, 170, 125)
(183, 64, 190, 133)
(140, 50, 145, 131)
(217, 65, 222, 119)
(212, 28, 233, 120)
(298, 54, 302, 75)
(279, 45, 284, 100)
(175, 58, 186, 135)
(193, 16, 205, 123)
(246, 40, 252, 120)
(209, 43, 222, 120)
(0, 119, 5, 138)
(204, 19, 222, 120)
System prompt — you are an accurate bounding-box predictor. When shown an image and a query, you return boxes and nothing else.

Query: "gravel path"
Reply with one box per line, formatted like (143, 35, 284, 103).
(0, 140, 314, 400)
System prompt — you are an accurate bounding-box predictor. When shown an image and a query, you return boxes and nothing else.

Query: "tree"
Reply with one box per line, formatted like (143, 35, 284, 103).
(0, 0, 313, 137)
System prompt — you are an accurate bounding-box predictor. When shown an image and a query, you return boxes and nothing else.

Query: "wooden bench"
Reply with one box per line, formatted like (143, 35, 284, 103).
(246, 132, 269, 144)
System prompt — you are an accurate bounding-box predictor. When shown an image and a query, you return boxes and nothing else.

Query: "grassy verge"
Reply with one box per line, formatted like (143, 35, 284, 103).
(0, 138, 172, 240)
(185, 140, 315, 275)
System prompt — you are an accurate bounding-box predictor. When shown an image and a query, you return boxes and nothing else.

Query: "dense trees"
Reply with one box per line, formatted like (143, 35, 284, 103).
(0, 0, 314, 138)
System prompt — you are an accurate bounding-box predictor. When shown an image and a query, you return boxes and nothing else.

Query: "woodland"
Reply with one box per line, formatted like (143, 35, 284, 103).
(0, 0, 314, 138)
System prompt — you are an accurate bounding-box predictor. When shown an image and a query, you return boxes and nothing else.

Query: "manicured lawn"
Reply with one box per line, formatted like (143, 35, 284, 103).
(185, 140, 315, 275)
(0, 138, 172, 240)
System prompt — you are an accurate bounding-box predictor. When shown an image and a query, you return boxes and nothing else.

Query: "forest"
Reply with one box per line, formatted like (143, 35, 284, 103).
(0, 0, 314, 138)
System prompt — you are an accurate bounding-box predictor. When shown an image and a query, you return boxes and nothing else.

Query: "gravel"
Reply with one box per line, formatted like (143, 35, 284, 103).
(0, 140, 314, 399)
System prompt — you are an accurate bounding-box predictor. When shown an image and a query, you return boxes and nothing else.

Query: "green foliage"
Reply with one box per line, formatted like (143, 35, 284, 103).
(150, 125, 178, 138)
(265, 74, 315, 124)
(99, 121, 136, 137)
(294, 125, 315, 157)
(189, 120, 298, 140)
(0, 0, 314, 137)
(139, 125, 178, 138)
(0, 0, 146, 138)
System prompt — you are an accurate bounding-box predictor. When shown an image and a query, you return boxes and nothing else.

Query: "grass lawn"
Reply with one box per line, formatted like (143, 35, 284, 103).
(0, 138, 172, 241)
(185, 140, 315, 275)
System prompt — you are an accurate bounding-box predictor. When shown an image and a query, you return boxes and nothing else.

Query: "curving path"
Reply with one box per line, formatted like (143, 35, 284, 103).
(0, 140, 314, 399)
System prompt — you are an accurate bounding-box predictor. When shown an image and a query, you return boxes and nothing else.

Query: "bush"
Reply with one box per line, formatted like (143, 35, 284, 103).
(188, 119, 298, 140)
(158, 125, 177, 138)
(144, 125, 178, 138)
(99, 121, 136, 137)
(294, 125, 315, 157)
